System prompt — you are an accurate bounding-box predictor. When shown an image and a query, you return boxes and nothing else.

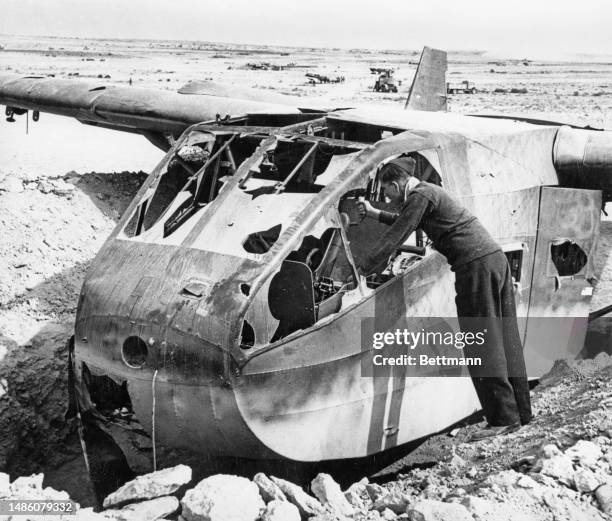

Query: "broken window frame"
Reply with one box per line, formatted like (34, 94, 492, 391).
(162, 133, 239, 237)
(120, 130, 209, 238)
(121, 128, 256, 240)
(120, 121, 367, 244)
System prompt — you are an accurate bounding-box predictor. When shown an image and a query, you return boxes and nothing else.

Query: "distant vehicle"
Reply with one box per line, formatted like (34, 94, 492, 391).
(371, 67, 398, 93)
(306, 73, 345, 85)
(246, 62, 272, 70)
(446, 80, 477, 94)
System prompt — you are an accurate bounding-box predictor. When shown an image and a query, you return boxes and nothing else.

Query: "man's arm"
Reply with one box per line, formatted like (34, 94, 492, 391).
(358, 206, 400, 225)
(378, 209, 400, 225)
(360, 192, 432, 274)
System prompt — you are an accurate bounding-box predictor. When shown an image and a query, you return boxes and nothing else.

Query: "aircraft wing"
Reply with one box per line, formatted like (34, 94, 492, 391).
(405, 47, 448, 112)
(0, 74, 329, 149)
(470, 111, 610, 130)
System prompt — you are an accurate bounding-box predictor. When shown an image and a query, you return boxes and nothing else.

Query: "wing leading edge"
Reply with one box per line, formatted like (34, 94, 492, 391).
(0, 74, 303, 142)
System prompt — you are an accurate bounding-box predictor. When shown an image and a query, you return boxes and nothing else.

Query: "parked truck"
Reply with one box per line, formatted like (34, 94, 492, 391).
(371, 68, 398, 93)
(446, 80, 477, 94)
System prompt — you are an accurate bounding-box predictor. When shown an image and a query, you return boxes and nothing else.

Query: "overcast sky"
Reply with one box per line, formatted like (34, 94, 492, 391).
(1, 0, 611, 59)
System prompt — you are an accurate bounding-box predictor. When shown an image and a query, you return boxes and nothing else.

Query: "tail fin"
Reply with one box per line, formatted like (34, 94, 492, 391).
(405, 47, 447, 111)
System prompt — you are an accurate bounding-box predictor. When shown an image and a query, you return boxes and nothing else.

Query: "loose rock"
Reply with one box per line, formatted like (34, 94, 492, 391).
(533, 455, 574, 486)
(270, 476, 325, 518)
(515, 475, 539, 489)
(260, 500, 300, 521)
(253, 473, 286, 503)
(37, 180, 54, 193)
(181, 474, 264, 521)
(103, 464, 192, 508)
(573, 468, 600, 493)
(540, 444, 562, 459)
(381, 508, 397, 520)
(103, 496, 179, 521)
(344, 478, 369, 510)
(595, 484, 612, 515)
(565, 440, 602, 468)
(372, 491, 411, 514)
(366, 483, 387, 502)
(50, 179, 75, 197)
(311, 473, 354, 517)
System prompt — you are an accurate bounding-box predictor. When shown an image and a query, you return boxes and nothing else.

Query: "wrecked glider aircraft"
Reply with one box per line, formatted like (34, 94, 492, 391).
(1, 47, 611, 498)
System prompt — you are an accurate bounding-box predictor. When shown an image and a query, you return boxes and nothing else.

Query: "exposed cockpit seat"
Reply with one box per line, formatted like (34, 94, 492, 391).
(269, 260, 316, 342)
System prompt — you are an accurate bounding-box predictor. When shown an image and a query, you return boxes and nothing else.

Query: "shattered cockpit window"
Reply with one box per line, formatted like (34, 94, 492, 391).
(122, 130, 256, 240)
(120, 128, 361, 249)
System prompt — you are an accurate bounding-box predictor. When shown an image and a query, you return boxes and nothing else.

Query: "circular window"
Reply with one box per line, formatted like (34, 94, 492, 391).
(121, 336, 148, 368)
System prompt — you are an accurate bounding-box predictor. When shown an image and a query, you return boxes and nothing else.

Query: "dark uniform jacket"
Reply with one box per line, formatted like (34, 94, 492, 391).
(362, 181, 500, 273)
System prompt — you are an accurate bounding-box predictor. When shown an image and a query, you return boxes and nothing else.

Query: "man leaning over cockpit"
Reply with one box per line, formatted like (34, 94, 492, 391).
(356, 157, 532, 440)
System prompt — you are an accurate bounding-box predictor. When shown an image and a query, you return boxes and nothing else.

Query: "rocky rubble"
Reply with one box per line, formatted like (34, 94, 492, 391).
(1, 353, 612, 520)
(2, 361, 612, 521)
(103, 464, 192, 508)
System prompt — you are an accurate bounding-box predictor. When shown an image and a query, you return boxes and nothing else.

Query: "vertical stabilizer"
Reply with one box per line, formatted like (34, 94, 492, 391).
(405, 47, 447, 111)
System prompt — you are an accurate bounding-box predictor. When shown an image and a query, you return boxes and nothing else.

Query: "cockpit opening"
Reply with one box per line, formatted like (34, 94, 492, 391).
(240, 212, 360, 347)
(339, 151, 442, 289)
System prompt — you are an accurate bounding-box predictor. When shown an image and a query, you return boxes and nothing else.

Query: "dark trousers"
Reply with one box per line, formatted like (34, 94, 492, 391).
(454, 251, 532, 426)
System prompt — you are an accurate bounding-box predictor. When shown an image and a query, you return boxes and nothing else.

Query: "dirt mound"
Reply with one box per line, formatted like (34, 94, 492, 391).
(0, 168, 146, 505)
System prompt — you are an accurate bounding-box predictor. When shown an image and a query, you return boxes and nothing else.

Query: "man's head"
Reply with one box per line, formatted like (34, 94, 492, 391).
(379, 157, 417, 204)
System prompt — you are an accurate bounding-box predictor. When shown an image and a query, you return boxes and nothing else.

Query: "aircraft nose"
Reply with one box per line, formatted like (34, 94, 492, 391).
(72, 315, 249, 463)
(76, 312, 228, 385)
(74, 240, 243, 381)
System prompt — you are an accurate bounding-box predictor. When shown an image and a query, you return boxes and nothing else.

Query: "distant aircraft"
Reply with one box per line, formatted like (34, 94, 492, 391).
(1, 47, 610, 502)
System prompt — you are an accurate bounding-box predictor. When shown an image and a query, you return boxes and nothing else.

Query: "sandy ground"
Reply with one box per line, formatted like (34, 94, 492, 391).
(0, 35, 611, 514)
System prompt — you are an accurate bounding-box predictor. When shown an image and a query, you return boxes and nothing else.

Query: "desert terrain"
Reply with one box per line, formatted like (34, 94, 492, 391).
(0, 34, 611, 518)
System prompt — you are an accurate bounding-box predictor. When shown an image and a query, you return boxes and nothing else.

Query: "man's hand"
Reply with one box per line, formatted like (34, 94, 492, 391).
(356, 200, 378, 221)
